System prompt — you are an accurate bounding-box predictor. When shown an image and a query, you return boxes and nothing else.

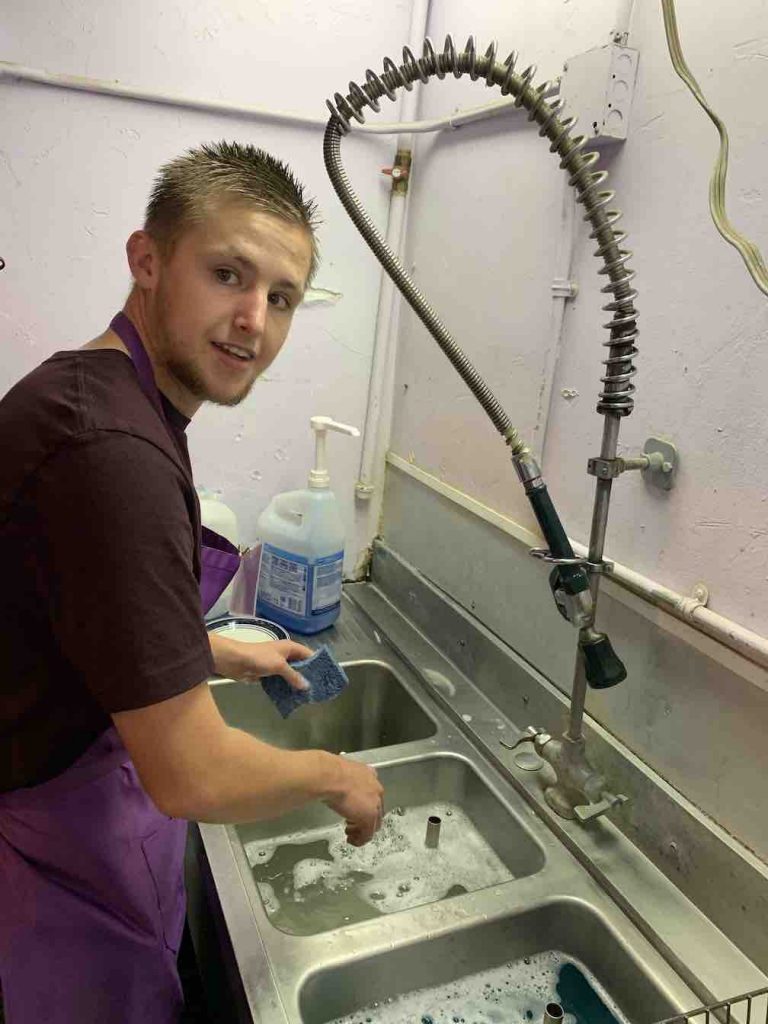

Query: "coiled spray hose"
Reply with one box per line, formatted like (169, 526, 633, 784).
(324, 37, 633, 688)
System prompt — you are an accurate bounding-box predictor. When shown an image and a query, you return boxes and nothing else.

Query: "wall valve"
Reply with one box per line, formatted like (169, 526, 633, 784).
(381, 165, 407, 180)
(381, 148, 411, 194)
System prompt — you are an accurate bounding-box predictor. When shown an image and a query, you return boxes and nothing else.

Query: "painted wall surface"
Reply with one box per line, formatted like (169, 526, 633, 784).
(388, 0, 768, 635)
(0, 0, 412, 562)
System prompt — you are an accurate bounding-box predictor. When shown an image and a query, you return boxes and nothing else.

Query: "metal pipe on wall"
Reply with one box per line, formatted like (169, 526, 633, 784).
(0, 60, 544, 137)
(568, 413, 622, 740)
(353, 0, 430, 504)
(536, 180, 577, 463)
(613, 0, 637, 42)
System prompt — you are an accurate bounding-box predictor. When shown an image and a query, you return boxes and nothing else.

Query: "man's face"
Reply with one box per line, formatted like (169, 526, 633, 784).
(149, 202, 313, 412)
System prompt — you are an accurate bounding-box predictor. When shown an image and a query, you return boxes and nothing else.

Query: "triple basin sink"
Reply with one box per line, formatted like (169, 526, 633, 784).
(192, 596, 706, 1024)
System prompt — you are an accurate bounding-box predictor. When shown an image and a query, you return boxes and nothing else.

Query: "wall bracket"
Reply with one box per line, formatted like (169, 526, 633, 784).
(587, 436, 678, 491)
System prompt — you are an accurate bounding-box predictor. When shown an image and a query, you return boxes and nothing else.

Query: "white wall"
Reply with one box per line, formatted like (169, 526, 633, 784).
(388, 0, 768, 635)
(0, 0, 413, 560)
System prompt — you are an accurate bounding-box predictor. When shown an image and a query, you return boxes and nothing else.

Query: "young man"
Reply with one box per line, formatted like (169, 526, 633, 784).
(0, 141, 383, 1023)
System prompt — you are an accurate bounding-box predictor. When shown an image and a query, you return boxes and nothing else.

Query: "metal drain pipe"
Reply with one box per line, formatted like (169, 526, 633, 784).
(425, 815, 442, 849)
(543, 1003, 564, 1023)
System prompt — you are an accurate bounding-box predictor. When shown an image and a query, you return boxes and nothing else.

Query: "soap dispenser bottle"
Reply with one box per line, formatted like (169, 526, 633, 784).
(255, 416, 360, 634)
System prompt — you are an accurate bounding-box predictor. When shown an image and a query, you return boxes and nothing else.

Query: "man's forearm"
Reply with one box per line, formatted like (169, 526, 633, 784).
(113, 676, 345, 826)
(175, 724, 343, 824)
(114, 681, 381, 841)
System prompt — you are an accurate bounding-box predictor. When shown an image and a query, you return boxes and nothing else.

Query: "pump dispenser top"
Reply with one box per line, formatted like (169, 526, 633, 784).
(308, 416, 360, 489)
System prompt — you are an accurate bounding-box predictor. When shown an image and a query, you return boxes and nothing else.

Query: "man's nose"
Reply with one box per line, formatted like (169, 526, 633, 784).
(234, 290, 268, 336)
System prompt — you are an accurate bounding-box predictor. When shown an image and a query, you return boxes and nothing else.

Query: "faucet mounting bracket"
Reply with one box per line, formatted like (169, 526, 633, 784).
(529, 549, 613, 574)
(642, 435, 677, 491)
(587, 456, 623, 480)
(587, 436, 678, 490)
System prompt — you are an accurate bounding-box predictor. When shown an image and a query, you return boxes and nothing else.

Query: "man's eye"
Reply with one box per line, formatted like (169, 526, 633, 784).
(215, 268, 238, 285)
(268, 293, 291, 311)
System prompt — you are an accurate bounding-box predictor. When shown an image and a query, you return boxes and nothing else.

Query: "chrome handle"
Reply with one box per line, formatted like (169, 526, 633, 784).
(499, 725, 549, 753)
(574, 792, 628, 823)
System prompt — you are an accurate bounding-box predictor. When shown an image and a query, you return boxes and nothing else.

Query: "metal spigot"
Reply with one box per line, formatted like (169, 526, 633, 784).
(501, 727, 628, 823)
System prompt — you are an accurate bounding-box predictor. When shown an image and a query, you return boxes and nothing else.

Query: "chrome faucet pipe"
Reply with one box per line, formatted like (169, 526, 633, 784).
(324, 37, 634, 691)
(567, 664, 590, 744)
(568, 411, 622, 742)
(589, 414, 622, 559)
(324, 35, 634, 815)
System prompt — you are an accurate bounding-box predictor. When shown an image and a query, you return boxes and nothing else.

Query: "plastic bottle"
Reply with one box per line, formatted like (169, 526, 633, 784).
(255, 416, 359, 634)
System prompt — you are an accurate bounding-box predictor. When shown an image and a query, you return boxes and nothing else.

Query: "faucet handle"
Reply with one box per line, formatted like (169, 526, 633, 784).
(574, 791, 628, 823)
(499, 726, 550, 753)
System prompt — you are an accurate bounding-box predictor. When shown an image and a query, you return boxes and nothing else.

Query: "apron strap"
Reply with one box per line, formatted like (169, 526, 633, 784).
(108, 312, 242, 615)
(109, 312, 166, 421)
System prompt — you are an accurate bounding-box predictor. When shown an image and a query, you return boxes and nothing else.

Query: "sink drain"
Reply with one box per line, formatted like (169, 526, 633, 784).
(543, 1003, 564, 1022)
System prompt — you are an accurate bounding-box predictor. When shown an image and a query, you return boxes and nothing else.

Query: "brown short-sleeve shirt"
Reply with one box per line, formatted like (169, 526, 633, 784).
(0, 348, 215, 792)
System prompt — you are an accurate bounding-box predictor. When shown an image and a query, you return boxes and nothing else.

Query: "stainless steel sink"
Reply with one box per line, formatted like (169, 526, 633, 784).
(298, 899, 679, 1024)
(209, 659, 436, 753)
(188, 593, 759, 1024)
(234, 754, 545, 935)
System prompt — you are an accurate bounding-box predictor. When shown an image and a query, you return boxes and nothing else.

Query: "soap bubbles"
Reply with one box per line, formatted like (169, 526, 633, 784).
(326, 952, 627, 1024)
(246, 802, 512, 925)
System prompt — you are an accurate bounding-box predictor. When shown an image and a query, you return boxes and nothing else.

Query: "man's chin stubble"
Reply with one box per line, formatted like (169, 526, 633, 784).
(167, 358, 258, 408)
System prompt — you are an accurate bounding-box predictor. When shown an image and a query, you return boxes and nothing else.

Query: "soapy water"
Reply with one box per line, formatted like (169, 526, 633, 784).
(244, 802, 512, 935)
(324, 951, 627, 1024)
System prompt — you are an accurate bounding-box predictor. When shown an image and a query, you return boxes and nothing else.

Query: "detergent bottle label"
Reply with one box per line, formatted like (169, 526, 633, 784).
(258, 545, 343, 619)
(258, 545, 309, 616)
(310, 551, 343, 614)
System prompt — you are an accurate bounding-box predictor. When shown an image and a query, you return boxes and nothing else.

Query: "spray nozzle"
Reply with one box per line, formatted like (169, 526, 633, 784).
(309, 416, 360, 489)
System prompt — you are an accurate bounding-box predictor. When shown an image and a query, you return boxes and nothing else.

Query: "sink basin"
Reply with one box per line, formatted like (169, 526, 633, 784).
(299, 898, 681, 1023)
(235, 754, 545, 935)
(209, 659, 436, 753)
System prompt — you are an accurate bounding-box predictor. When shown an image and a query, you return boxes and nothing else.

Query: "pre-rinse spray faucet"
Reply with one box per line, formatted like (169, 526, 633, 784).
(323, 36, 635, 821)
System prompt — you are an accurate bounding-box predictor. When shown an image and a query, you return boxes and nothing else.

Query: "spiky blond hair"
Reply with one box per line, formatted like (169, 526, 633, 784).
(144, 140, 320, 280)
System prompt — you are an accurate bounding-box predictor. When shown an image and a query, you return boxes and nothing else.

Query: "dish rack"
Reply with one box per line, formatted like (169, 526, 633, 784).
(654, 985, 768, 1023)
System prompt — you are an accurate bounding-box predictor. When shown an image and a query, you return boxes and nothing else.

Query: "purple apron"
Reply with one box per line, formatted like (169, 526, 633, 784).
(111, 311, 241, 617)
(0, 313, 241, 1023)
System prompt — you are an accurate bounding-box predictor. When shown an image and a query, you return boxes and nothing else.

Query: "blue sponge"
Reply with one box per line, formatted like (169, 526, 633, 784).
(261, 645, 349, 719)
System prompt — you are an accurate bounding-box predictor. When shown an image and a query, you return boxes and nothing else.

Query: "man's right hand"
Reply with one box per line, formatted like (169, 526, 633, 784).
(324, 757, 384, 847)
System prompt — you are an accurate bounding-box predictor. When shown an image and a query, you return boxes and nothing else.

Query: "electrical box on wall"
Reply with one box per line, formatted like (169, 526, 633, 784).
(560, 44, 639, 145)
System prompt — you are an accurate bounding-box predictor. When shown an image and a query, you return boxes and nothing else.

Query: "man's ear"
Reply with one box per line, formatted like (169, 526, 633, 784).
(126, 230, 162, 289)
